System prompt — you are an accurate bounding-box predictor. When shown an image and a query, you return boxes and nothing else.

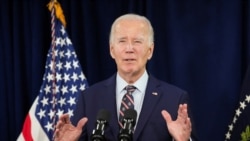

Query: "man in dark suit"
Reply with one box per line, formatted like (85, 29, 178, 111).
(54, 13, 197, 141)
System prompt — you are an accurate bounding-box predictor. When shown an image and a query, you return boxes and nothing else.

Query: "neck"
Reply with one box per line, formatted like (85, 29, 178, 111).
(118, 70, 146, 84)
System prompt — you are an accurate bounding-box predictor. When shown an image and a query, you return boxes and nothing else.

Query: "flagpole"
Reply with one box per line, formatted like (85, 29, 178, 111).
(50, 0, 57, 134)
(48, 0, 58, 135)
(47, 1, 68, 138)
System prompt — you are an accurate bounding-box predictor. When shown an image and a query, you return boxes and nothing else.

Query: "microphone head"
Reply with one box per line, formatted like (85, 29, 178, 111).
(123, 109, 137, 126)
(97, 109, 111, 122)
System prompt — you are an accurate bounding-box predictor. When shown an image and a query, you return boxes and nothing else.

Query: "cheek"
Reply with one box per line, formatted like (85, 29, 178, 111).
(111, 49, 122, 60)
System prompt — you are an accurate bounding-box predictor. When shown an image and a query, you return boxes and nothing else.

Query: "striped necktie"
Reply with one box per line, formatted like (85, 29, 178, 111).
(119, 85, 136, 128)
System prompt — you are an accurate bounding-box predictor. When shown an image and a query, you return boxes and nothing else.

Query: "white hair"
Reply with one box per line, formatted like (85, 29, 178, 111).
(109, 13, 154, 45)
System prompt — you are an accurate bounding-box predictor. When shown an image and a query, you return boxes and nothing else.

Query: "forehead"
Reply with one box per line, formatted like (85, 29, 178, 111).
(114, 19, 149, 37)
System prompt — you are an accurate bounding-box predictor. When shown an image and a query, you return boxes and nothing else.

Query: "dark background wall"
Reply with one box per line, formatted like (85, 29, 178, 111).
(1, 0, 250, 140)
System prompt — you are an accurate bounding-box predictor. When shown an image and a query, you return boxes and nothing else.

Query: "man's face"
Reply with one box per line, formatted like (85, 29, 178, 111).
(110, 19, 154, 78)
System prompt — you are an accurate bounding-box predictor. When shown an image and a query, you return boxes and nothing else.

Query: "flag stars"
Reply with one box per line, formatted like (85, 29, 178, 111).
(246, 95, 250, 103)
(56, 73, 62, 81)
(58, 97, 66, 107)
(56, 61, 63, 70)
(67, 108, 74, 117)
(71, 72, 79, 82)
(37, 109, 46, 119)
(56, 109, 64, 118)
(60, 26, 66, 35)
(55, 37, 62, 46)
(240, 101, 246, 109)
(67, 97, 76, 106)
(66, 37, 72, 45)
(60, 38, 66, 47)
(44, 84, 51, 94)
(44, 122, 53, 132)
(228, 124, 233, 131)
(72, 52, 77, 58)
(59, 50, 65, 58)
(235, 108, 241, 116)
(233, 116, 237, 123)
(64, 61, 71, 71)
(80, 83, 87, 91)
(48, 109, 55, 120)
(72, 60, 79, 69)
(63, 73, 70, 82)
(225, 132, 231, 139)
(79, 72, 86, 81)
(68, 109, 74, 117)
(46, 73, 54, 82)
(65, 49, 72, 59)
(61, 85, 68, 95)
(48, 61, 55, 71)
(70, 85, 78, 94)
(40, 97, 49, 107)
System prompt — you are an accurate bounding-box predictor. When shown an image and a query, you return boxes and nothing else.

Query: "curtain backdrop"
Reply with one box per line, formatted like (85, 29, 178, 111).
(1, 0, 250, 140)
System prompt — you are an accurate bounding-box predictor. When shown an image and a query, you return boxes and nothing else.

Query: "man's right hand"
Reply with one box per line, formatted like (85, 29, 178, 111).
(53, 114, 88, 141)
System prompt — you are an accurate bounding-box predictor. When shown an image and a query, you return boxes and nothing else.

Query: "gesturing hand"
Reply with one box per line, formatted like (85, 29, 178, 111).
(161, 104, 192, 141)
(53, 114, 88, 141)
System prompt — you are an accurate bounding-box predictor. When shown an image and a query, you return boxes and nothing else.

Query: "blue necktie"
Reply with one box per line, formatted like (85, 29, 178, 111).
(119, 85, 136, 128)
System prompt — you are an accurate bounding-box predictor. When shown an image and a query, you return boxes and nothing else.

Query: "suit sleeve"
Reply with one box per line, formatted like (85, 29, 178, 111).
(71, 91, 88, 141)
(182, 92, 199, 141)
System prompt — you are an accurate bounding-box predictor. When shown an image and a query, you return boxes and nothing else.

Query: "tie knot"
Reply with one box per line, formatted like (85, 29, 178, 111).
(125, 85, 136, 94)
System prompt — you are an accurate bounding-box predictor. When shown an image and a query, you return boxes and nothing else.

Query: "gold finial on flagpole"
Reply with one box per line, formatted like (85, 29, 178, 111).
(47, 0, 66, 27)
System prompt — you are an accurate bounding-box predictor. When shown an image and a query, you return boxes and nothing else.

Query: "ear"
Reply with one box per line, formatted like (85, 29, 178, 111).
(147, 43, 154, 60)
(110, 45, 115, 59)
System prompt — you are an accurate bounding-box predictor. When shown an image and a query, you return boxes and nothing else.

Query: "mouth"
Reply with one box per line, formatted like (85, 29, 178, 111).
(124, 59, 136, 62)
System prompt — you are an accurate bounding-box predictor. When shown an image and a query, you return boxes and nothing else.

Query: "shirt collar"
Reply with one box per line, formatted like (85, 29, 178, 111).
(116, 71, 149, 94)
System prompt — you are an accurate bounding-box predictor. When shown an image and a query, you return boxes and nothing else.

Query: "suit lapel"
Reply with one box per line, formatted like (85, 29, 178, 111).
(101, 74, 120, 140)
(134, 76, 162, 141)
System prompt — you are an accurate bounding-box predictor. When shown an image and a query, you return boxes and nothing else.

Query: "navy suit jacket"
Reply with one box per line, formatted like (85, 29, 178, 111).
(72, 74, 197, 141)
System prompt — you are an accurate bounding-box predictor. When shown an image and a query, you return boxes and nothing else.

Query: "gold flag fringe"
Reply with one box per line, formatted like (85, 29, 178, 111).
(47, 0, 66, 27)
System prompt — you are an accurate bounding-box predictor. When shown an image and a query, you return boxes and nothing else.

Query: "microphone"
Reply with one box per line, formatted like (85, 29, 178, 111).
(91, 109, 111, 141)
(118, 109, 137, 141)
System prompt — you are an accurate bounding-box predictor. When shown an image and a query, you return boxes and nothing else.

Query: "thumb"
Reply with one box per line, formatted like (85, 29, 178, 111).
(161, 110, 172, 123)
(76, 117, 88, 129)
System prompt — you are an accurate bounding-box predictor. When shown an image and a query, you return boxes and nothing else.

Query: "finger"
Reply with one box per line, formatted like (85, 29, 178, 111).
(56, 120, 63, 129)
(76, 117, 88, 130)
(186, 117, 192, 131)
(64, 115, 71, 124)
(59, 114, 70, 123)
(161, 110, 172, 123)
(178, 104, 188, 119)
(53, 128, 60, 141)
(55, 114, 70, 130)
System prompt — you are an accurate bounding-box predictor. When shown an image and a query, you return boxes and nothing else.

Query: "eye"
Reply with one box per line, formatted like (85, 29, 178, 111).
(134, 40, 142, 44)
(118, 39, 126, 43)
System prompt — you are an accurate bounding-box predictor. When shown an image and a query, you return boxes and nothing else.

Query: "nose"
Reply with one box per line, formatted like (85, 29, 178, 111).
(125, 42, 133, 51)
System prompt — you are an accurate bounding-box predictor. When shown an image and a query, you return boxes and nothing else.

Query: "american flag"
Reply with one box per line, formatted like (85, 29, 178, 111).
(17, 19, 88, 140)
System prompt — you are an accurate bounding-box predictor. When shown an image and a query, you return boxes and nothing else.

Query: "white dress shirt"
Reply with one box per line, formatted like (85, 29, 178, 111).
(116, 70, 148, 126)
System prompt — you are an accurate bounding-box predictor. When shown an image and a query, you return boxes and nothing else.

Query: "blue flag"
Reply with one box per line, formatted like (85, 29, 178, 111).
(17, 19, 88, 140)
(225, 66, 250, 141)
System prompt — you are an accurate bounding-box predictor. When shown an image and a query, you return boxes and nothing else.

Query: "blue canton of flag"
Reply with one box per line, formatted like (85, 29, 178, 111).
(225, 66, 250, 141)
(34, 19, 88, 139)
